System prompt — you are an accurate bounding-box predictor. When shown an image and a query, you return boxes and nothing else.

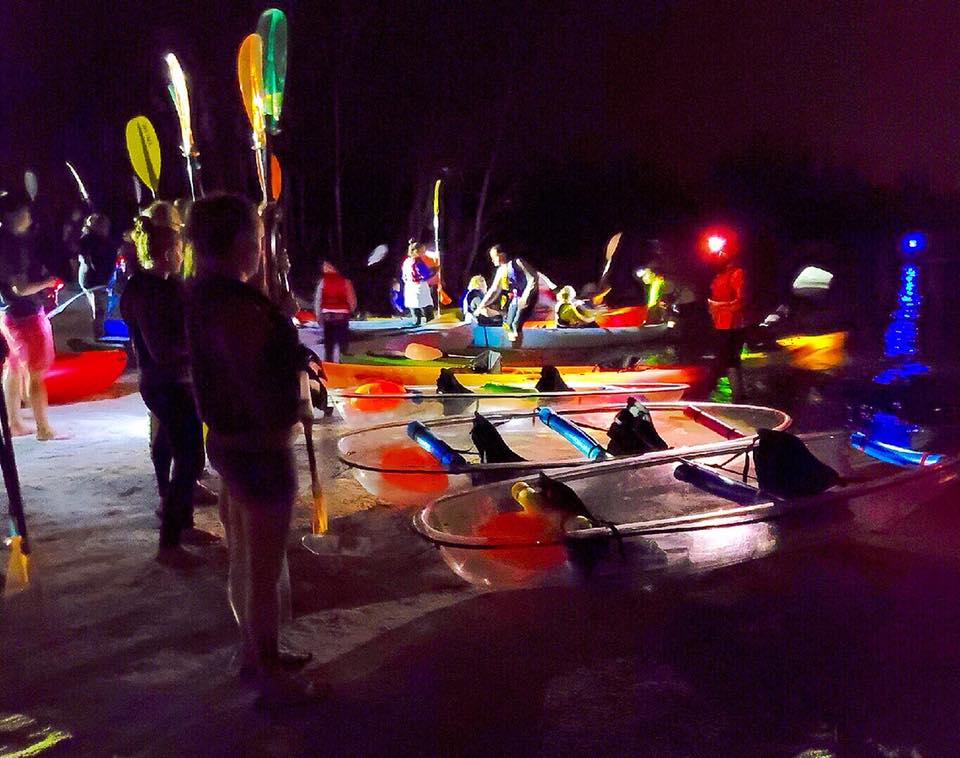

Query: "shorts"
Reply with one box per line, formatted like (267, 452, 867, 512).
(715, 328, 745, 369)
(1, 312, 55, 373)
(207, 430, 297, 512)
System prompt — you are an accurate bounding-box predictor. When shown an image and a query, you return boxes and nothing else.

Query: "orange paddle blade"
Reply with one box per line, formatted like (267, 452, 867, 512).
(311, 489, 328, 535)
(237, 34, 266, 140)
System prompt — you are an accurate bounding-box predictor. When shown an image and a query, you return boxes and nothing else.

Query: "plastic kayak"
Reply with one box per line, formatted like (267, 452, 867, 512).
(299, 320, 473, 356)
(338, 401, 790, 507)
(413, 431, 959, 588)
(331, 381, 689, 427)
(471, 323, 669, 350)
(44, 349, 128, 404)
(319, 358, 705, 390)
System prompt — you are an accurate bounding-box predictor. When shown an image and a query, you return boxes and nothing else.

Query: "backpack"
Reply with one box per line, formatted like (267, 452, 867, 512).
(753, 428, 839, 498)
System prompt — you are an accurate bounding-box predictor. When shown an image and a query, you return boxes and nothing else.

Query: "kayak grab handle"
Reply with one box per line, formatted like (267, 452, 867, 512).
(683, 405, 745, 440)
(407, 421, 467, 468)
(536, 407, 607, 460)
(849, 432, 942, 467)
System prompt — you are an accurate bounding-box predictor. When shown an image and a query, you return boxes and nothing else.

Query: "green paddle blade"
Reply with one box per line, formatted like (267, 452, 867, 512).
(257, 8, 287, 134)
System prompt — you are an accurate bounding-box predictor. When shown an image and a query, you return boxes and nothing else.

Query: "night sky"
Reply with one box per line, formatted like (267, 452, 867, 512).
(2, 1, 959, 288)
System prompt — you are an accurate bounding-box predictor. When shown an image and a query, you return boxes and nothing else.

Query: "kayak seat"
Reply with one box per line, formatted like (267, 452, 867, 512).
(753, 428, 840, 497)
(536, 365, 573, 393)
(471, 413, 525, 464)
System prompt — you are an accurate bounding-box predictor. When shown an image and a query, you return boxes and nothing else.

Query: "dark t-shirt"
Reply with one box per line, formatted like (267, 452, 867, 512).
(119, 272, 191, 389)
(78, 233, 116, 289)
(187, 275, 301, 435)
(0, 229, 43, 318)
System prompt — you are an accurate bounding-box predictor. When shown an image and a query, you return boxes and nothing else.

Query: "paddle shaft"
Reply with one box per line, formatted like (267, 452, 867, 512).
(0, 354, 29, 554)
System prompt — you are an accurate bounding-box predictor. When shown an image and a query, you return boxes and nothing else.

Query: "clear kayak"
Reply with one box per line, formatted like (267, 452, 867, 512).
(319, 359, 705, 389)
(413, 431, 959, 588)
(471, 323, 669, 350)
(338, 401, 791, 507)
(330, 381, 689, 427)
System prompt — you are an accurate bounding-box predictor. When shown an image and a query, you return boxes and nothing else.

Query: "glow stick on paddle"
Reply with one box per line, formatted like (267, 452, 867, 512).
(238, 33, 268, 205)
(257, 8, 287, 135)
(164, 52, 202, 200)
(66, 161, 93, 209)
(124, 116, 162, 199)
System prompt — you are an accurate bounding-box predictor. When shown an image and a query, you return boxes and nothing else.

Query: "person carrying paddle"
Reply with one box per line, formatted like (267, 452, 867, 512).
(401, 239, 435, 325)
(0, 190, 58, 440)
(478, 244, 539, 342)
(185, 194, 317, 706)
(120, 201, 217, 569)
(313, 260, 357, 363)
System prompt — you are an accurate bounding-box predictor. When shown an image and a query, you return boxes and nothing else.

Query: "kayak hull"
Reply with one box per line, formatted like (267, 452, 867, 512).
(414, 432, 960, 588)
(471, 323, 669, 350)
(338, 402, 790, 507)
(44, 349, 128, 404)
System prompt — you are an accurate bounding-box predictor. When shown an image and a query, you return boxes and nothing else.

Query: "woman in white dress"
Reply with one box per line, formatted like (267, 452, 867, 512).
(401, 240, 435, 325)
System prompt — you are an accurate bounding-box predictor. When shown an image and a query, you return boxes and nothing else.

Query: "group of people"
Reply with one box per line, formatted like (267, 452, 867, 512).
(117, 194, 317, 705)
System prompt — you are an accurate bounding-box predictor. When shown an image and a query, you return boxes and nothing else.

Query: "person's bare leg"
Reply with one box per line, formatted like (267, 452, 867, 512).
(3, 363, 31, 436)
(242, 501, 292, 668)
(29, 370, 55, 440)
(221, 484, 254, 666)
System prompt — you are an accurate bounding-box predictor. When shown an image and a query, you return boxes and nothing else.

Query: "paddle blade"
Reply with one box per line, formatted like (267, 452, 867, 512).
(164, 52, 195, 158)
(269, 154, 282, 201)
(257, 8, 288, 133)
(4, 535, 29, 596)
(237, 34, 266, 141)
(311, 489, 328, 535)
(367, 244, 389, 266)
(24, 171, 38, 202)
(405, 343, 442, 361)
(124, 116, 161, 194)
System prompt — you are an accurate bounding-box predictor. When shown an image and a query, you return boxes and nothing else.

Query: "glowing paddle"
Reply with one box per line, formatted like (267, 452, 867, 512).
(125, 116, 161, 198)
(257, 8, 287, 134)
(238, 33, 268, 204)
(164, 52, 202, 199)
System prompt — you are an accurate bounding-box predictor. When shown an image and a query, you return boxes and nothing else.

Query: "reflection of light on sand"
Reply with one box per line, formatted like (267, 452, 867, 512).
(0, 712, 72, 754)
(655, 521, 778, 571)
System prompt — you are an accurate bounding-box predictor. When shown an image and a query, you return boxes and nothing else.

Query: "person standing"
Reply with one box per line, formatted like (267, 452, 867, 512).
(706, 238, 746, 402)
(0, 191, 58, 440)
(119, 202, 214, 568)
(77, 213, 115, 340)
(478, 244, 539, 341)
(401, 240, 435, 325)
(185, 194, 316, 706)
(313, 260, 357, 363)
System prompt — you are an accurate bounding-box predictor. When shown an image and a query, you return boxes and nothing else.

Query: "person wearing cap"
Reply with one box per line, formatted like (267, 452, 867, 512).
(554, 285, 598, 327)
(0, 191, 59, 439)
(78, 213, 115, 340)
(401, 240, 435, 325)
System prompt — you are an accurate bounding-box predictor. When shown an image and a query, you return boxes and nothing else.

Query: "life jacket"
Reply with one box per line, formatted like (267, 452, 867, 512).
(319, 270, 352, 314)
(709, 265, 745, 330)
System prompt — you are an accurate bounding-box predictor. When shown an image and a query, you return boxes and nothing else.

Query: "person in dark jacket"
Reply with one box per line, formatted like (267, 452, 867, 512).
(78, 213, 115, 339)
(120, 202, 215, 568)
(184, 194, 316, 706)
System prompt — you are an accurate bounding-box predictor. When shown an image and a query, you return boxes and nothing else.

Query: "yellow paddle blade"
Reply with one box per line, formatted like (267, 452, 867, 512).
(311, 489, 328, 535)
(4, 535, 30, 596)
(405, 342, 443, 361)
(125, 116, 162, 194)
(237, 34, 266, 141)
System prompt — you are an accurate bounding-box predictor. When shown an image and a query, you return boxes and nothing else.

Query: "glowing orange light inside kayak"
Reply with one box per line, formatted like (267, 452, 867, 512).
(350, 381, 407, 412)
(380, 444, 449, 493)
(476, 512, 566, 571)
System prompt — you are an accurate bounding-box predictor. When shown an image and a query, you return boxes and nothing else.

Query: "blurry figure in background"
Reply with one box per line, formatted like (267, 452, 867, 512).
(389, 278, 404, 315)
(706, 236, 746, 402)
(461, 274, 487, 323)
(635, 266, 678, 324)
(555, 285, 598, 327)
(478, 244, 539, 342)
(61, 205, 85, 283)
(0, 190, 59, 440)
(120, 201, 215, 567)
(313, 260, 357, 363)
(174, 198, 195, 277)
(402, 240, 435, 325)
(78, 213, 115, 340)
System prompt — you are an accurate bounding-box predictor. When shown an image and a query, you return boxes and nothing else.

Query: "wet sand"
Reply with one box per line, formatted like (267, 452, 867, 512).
(2, 376, 960, 756)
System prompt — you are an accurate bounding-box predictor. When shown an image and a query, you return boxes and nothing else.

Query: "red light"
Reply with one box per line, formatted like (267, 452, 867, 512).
(700, 226, 738, 259)
(706, 236, 726, 254)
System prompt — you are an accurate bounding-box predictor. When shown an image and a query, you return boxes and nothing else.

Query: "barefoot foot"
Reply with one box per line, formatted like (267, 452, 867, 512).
(36, 426, 56, 441)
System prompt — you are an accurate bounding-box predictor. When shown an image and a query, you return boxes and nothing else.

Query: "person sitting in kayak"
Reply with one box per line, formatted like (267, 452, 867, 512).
(554, 285, 598, 328)
(401, 240, 435, 325)
(477, 244, 539, 342)
(461, 274, 487, 323)
(313, 260, 357, 363)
